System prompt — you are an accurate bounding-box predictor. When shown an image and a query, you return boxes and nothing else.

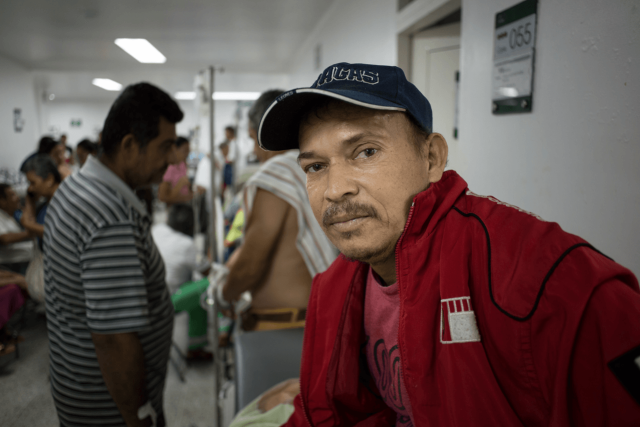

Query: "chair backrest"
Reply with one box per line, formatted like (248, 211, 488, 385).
(234, 328, 304, 412)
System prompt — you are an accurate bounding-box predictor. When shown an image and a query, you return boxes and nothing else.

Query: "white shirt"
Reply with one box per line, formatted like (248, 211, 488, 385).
(0, 209, 33, 264)
(151, 223, 198, 294)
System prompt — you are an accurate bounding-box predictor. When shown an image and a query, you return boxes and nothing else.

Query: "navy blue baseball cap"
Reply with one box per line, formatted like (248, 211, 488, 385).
(258, 62, 433, 151)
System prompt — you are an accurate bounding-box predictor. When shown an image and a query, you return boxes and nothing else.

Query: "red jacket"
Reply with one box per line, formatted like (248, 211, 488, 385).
(284, 171, 640, 427)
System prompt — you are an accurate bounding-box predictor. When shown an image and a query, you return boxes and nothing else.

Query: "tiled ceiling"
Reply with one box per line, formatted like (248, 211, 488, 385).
(0, 0, 332, 73)
(0, 0, 333, 99)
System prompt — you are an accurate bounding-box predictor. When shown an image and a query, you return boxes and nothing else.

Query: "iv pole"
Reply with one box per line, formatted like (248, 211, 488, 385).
(209, 65, 218, 264)
(205, 64, 224, 427)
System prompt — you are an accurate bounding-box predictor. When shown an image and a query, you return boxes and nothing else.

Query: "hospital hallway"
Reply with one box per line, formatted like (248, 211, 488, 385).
(0, 310, 217, 427)
(1, 0, 639, 426)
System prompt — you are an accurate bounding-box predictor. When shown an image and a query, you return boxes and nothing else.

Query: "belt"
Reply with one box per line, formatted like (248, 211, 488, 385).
(251, 308, 307, 323)
(241, 308, 307, 331)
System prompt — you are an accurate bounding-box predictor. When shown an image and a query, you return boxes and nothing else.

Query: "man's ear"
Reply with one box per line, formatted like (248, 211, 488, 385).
(120, 134, 136, 153)
(425, 133, 448, 183)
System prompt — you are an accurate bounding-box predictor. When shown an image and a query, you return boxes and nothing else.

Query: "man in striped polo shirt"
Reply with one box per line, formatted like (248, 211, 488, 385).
(44, 83, 183, 427)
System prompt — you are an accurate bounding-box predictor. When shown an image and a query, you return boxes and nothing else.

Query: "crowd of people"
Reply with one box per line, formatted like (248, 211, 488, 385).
(1, 61, 640, 427)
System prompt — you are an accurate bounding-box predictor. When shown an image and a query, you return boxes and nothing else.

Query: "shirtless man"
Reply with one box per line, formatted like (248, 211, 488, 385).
(222, 90, 336, 331)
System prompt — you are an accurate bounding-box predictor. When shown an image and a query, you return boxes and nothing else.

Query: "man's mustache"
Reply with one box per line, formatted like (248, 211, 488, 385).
(322, 200, 379, 227)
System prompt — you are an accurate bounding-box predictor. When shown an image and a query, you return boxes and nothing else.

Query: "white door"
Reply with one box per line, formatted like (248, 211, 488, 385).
(411, 23, 464, 173)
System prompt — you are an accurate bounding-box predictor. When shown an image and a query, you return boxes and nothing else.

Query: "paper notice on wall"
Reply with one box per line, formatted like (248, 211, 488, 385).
(492, 53, 533, 100)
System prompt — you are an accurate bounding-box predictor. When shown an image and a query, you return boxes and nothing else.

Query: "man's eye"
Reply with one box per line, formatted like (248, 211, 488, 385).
(305, 163, 324, 174)
(355, 148, 377, 159)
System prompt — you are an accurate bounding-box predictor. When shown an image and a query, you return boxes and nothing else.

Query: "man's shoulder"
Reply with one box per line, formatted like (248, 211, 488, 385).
(50, 173, 132, 233)
(246, 151, 306, 204)
(448, 190, 635, 320)
(253, 151, 301, 178)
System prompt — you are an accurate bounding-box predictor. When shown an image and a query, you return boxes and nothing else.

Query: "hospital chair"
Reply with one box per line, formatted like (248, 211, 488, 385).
(233, 328, 304, 411)
(205, 281, 304, 423)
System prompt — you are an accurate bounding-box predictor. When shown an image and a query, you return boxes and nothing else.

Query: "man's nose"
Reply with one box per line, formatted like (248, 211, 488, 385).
(323, 162, 358, 203)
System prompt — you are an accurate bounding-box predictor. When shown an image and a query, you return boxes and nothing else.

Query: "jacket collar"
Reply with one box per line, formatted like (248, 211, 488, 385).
(402, 170, 468, 242)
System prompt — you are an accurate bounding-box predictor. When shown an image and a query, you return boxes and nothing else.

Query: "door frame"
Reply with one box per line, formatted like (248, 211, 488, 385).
(396, 0, 461, 81)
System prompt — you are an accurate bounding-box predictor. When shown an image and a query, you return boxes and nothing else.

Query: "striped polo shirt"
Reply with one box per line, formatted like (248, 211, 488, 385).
(43, 155, 174, 427)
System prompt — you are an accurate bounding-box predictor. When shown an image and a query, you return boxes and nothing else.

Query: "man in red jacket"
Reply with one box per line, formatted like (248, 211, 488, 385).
(256, 62, 640, 426)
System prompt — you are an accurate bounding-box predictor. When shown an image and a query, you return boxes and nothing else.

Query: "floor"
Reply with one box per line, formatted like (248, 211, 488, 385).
(0, 308, 218, 427)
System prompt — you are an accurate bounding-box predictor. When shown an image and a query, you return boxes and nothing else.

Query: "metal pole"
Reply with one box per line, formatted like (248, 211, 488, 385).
(207, 65, 223, 427)
(209, 66, 218, 264)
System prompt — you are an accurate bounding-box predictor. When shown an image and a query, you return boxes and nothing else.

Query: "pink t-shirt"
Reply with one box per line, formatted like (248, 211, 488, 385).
(364, 267, 415, 427)
(163, 161, 189, 196)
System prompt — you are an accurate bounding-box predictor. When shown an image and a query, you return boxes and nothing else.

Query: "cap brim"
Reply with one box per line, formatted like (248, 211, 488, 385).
(258, 88, 406, 152)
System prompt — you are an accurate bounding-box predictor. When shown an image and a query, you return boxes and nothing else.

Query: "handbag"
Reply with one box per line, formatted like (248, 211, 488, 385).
(25, 239, 45, 303)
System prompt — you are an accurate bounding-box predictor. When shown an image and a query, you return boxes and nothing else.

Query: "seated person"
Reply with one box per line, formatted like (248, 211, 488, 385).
(19, 155, 61, 249)
(158, 136, 194, 205)
(0, 184, 33, 274)
(220, 90, 337, 332)
(76, 139, 98, 166)
(0, 270, 27, 356)
(256, 62, 640, 426)
(152, 204, 211, 357)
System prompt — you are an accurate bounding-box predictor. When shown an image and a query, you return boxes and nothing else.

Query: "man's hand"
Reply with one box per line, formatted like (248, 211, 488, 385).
(0, 271, 28, 292)
(0, 230, 31, 245)
(92, 332, 151, 427)
(20, 207, 44, 238)
(175, 176, 191, 192)
(158, 178, 193, 204)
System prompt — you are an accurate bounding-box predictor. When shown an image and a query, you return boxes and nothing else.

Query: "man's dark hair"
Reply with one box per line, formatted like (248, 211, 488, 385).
(0, 183, 9, 201)
(224, 126, 236, 136)
(167, 204, 195, 238)
(175, 136, 189, 148)
(37, 136, 60, 155)
(101, 82, 184, 158)
(248, 90, 285, 132)
(77, 139, 98, 153)
(300, 97, 430, 158)
(21, 154, 62, 183)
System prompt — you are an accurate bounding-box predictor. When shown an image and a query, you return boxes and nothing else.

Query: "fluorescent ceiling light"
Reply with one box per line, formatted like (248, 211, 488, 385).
(174, 91, 262, 101)
(213, 92, 261, 101)
(175, 91, 196, 100)
(114, 38, 166, 63)
(92, 78, 123, 91)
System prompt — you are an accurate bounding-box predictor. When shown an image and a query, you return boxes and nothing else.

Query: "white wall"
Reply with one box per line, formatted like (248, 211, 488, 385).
(0, 55, 40, 170)
(458, 0, 640, 275)
(288, 0, 397, 87)
(40, 100, 110, 145)
(40, 99, 200, 146)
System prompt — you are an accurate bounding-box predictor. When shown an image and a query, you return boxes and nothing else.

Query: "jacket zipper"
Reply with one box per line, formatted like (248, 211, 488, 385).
(394, 200, 416, 418)
(395, 201, 416, 275)
(299, 298, 314, 427)
(301, 202, 417, 427)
